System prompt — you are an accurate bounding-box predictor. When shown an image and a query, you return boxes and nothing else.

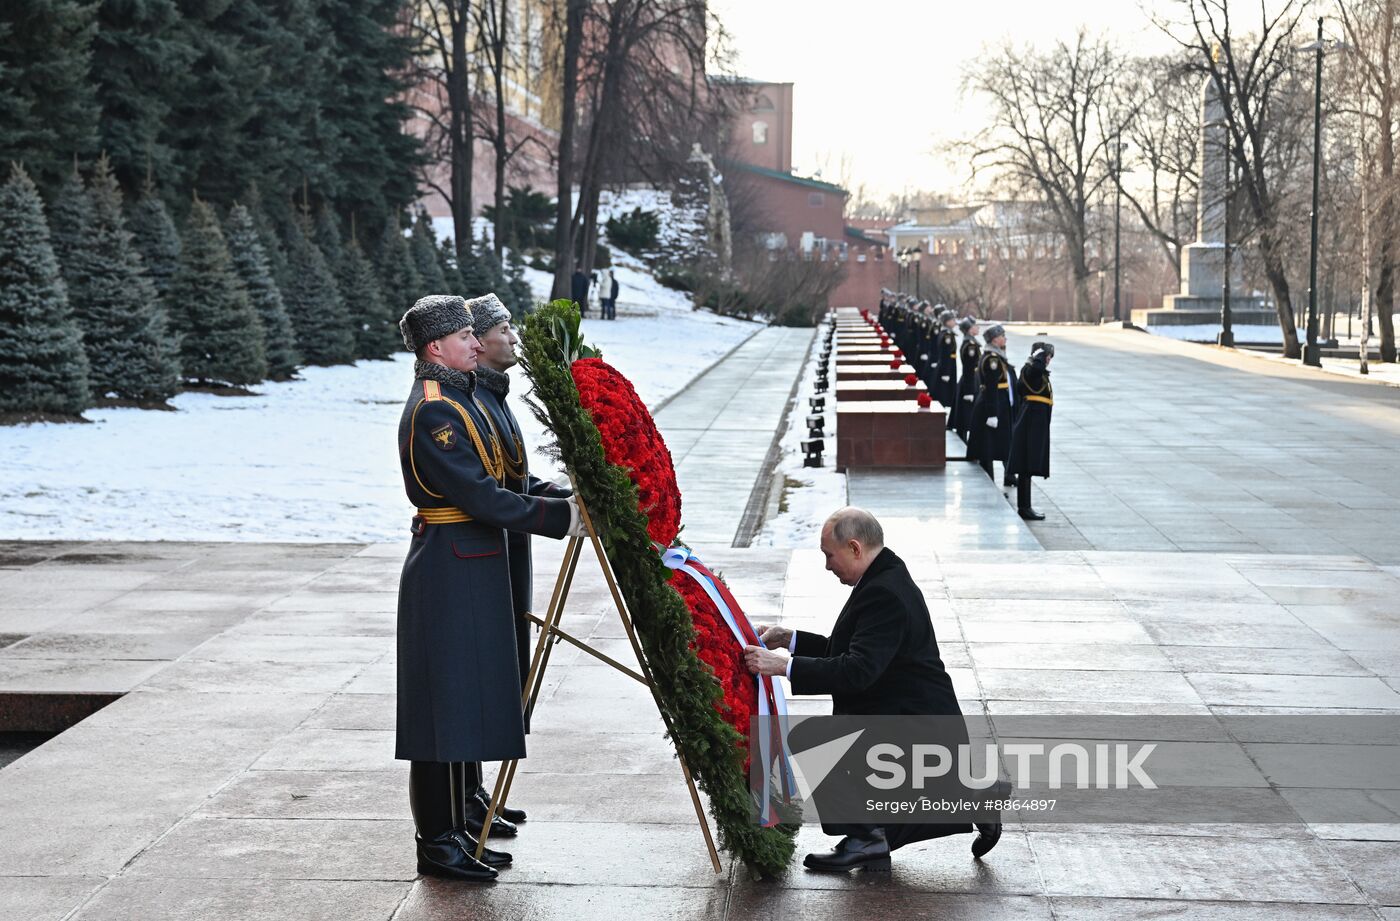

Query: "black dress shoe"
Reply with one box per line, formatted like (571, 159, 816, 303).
(416, 832, 498, 882)
(803, 829, 891, 872)
(450, 830, 512, 868)
(1018, 508, 1046, 521)
(476, 789, 526, 824)
(971, 822, 1002, 858)
(462, 794, 518, 838)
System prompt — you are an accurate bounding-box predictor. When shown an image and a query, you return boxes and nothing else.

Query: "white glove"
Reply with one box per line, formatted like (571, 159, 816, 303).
(920, 354, 928, 361)
(986, 417, 999, 429)
(941, 376, 950, 382)
(565, 497, 587, 537)
(963, 394, 974, 402)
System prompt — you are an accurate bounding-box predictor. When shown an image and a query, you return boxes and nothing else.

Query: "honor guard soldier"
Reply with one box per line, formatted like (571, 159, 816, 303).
(466, 293, 573, 827)
(955, 316, 981, 444)
(934, 310, 960, 430)
(1008, 342, 1054, 520)
(968, 324, 1016, 488)
(396, 295, 586, 882)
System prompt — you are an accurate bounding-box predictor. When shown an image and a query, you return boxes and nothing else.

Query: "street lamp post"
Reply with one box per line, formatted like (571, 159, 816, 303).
(1220, 152, 1234, 347)
(1113, 132, 1125, 323)
(1007, 269, 1015, 323)
(1303, 17, 1325, 367)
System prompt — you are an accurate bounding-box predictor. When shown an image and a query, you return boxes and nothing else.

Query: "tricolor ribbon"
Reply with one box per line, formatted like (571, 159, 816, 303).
(660, 545, 796, 827)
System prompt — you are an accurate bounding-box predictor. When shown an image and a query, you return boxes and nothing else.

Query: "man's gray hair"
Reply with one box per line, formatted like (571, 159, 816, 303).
(826, 507, 884, 548)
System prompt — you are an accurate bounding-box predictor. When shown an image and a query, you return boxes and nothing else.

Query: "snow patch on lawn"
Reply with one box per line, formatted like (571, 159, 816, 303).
(1143, 323, 1296, 344)
(0, 293, 757, 543)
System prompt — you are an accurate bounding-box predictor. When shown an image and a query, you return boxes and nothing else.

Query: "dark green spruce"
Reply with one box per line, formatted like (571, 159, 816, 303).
(409, 209, 447, 296)
(0, 163, 92, 416)
(65, 156, 181, 403)
(168, 198, 267, 385)
(344, 237, 398, 359)
(375, 214, 420, 323)
(283, 213, 355, 365)
(225, 203, 301, 379)
(128, 184, 182, 303)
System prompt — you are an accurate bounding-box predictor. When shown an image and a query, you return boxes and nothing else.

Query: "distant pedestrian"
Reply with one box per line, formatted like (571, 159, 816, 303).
(1008, 342, 1054, 520)
(570, 268, 591, 316)
(598, 267, 619, 320)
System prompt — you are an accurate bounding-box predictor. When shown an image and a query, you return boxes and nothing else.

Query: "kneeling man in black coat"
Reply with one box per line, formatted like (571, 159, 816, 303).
(745, 507, 1001, 871)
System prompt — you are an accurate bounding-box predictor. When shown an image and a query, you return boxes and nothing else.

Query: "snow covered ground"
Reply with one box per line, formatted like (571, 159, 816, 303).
(0, 302, 758, 543)
(1142, 323, 1298, 344)
(750, 315, 847, 548)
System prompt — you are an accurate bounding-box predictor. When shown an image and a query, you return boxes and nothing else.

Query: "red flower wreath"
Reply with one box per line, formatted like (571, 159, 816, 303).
(571, 358, 680, 545)
(904, 373, 918, 386)
(571, 357, 757, 752)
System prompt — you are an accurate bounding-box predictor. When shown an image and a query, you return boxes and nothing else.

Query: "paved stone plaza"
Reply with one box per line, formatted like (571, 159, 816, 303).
(3, 325, 1400, 920)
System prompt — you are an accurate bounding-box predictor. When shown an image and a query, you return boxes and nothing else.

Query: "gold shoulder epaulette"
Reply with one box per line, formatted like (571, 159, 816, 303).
(423, 380, 442, 401)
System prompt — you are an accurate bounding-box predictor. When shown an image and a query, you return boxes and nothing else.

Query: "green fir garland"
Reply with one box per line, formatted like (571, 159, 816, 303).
(520, 299, 796, 877)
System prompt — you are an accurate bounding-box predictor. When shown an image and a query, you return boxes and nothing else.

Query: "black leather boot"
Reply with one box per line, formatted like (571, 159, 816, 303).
(455, 762, 517, 838)
(469, 761, 527, 824)
(1018, 508, 1046, 520)
(971, 821, 1002, 858)
(410, 761, 497, 882)
(449, 763, 513, 867)
(803, 828, 891, 872)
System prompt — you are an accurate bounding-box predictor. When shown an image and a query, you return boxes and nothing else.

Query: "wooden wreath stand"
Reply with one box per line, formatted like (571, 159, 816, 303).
(474, 487, 723, 873)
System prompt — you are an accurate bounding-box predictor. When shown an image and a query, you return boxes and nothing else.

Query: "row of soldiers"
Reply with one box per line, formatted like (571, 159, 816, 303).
(877, 294, 1055, 521)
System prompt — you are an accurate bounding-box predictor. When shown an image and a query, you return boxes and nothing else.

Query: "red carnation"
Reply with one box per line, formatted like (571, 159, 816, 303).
(917, 392, 933, 408)
(904, 373, 918, 386)
(889, 358, 901, 369)
(571, 358, 681, 545)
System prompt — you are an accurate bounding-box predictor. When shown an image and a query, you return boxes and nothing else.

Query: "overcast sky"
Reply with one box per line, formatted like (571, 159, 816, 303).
(707, 0, 1324, 203)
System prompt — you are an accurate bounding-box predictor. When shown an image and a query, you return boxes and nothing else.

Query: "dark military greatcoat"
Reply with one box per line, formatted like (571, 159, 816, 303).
(473, 372, 571, 723)
(968, 350, 1015, 463)
(934, 328, 959, 425)
(955, 336, 981, 442)
(1008, 359, 1053, 479)
(396, 368, 571, 763)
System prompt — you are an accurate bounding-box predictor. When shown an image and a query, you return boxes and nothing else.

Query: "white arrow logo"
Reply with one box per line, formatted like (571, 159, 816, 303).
(788, 729, 866, 801)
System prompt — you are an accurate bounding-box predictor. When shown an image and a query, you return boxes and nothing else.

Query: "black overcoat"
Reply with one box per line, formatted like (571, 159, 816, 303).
(789, 548, 960, 717)
(967, 350, 1014, 462)
(788, 549, 971, 846)
(473, 381, 571, 714)
(1008, 360, 1052, 478)
(933, 328, 959, 416)
(955, 337, 980, 440)
(396, 374, 571, 763)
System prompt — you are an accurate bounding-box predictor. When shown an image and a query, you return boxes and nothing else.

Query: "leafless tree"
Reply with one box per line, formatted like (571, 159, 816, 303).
(550, 0, 587, 300)
(1120, 53, 1202, 283)
(410, 0, 475, 261)
(1156, 0, 1310, 357)
(960, 30, 1133, 321)
(1340, 0, 1400, 360)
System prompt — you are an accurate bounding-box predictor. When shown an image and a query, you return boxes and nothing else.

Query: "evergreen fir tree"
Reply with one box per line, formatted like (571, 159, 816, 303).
(47, 167, 91, 288)
(66, 155, 182, 403)
(476, 233, 508, 296)
(242, 183, 290, 292)
(375, 215, 419, 323)
(0, 164, 91, 415)
(128, 184, 181, 303)
(343, 237, 397, 359)
(506, 246, 536, 319)
(225, 204, 301, 379)
(167, 198, 267, 385)
(89, 0, 196, 191)
(0, 2, 99, 192)
(283, 213, 355, 365)
(437, 238, 464, 294)
(314, 203, 347, 279)
(409, 209, 447, 296)
(458, 230, 496, 299)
